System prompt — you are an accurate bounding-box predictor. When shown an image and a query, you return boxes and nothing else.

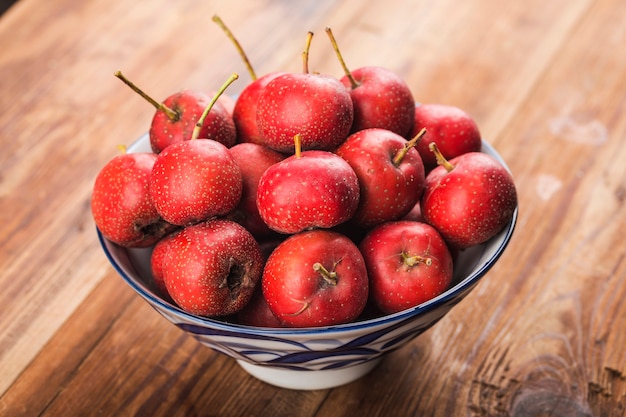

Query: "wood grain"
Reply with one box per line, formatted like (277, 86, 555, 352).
(1, 0, 625, 415)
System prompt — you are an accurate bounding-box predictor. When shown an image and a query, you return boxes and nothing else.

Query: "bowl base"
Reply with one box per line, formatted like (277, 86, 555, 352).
(237, 358, 382, 390)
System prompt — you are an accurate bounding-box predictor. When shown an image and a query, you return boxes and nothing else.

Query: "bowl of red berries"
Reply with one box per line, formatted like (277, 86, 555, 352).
(94, 37, 517, 388)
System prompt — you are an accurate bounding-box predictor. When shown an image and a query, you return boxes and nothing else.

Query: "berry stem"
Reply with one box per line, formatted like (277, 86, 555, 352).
(402, 253, 432, 267)
(302, 31, 314, 74)
(313, 262, 338, 286)
(191, 73, 239, 140)
(429, 142, 456, 172)
(393, 127, 427, 167)
(285, 299, 310, 317)
(114, 71, 179, 121)
(294, 134, 303, 158)
(325, 27, 359, 89)
(212, 15, 257, 81)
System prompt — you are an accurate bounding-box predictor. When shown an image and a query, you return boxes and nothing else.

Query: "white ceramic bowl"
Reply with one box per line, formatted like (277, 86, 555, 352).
(97, 134, 517, 390)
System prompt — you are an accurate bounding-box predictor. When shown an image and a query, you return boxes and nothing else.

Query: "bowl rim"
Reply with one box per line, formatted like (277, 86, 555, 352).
(97, 138, 517, 336)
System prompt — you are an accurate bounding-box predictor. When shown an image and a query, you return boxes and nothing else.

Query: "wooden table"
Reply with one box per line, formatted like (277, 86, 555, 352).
(1, 0, 625, 415)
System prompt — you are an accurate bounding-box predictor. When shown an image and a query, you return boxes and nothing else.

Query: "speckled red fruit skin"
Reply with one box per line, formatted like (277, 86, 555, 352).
(149, 90, 236, 153)
(237, 287, 284, 328)
(149, 139, 243, 226)
(340, 66, 415, 137)
(256, 73, 354, 153)
(227, 143, 285, 239)
(359, 220, 453, 315)
(421, 152, 517, 249)
(150, 229, 181, 298)
(91, 153, 174, 248)
(262, 230, 369, 327)
(411, 104, 482, 172)
(335, 128, 425, 228)
(161, 219, 264, 317)
(233, 72, 286, 145)
(256, 150, 360, 234)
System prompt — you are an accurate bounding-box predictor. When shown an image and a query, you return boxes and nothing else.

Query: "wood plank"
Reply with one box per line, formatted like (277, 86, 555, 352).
(0, 272, 135, 416)
(468, 0, 626, 413)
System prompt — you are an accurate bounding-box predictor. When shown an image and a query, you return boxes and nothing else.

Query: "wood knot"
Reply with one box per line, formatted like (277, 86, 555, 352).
(511, 390, 592, 417)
